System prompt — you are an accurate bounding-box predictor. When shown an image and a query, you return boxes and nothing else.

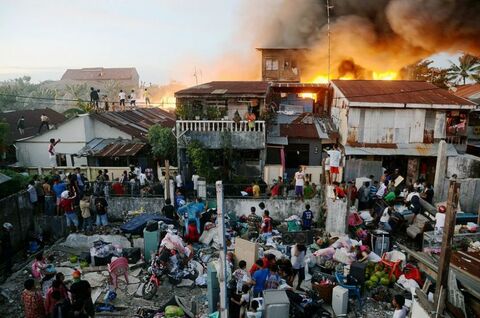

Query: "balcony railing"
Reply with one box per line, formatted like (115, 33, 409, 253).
(176, 120, 265, 133)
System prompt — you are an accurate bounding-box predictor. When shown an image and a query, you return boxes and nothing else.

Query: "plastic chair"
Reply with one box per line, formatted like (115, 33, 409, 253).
(381, 250, 406, 279)
(335, 272, 363, 307)
(108, 257, 129, 288)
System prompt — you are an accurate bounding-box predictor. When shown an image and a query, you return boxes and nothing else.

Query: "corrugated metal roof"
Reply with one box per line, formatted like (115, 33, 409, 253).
(332, 80, 476, 106)
(175, 81, 269, 97)
(0, 108, 67, 143)
(452, 84, 480, 102)
(77, 138, 145, 157)
(91, 108, 175, 141)
(345, 143, 458, 157)
(61, 67, 138, 81)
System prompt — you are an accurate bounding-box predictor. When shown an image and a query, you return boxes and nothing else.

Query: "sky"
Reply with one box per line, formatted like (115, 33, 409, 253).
(0, 0, 459, 86)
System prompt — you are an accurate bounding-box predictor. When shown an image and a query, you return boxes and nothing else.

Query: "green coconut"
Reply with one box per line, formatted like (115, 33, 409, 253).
(380, 277, 390, 286)
(370, 275, 379, 284)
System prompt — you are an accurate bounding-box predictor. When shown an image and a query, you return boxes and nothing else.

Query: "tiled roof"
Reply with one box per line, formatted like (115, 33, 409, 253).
(332, 80, 476, 106)
(91, 108, 175, 141)
(61, 67, 138, 81)
(175, 81, 270, 97)
(0, 108, 67, 143)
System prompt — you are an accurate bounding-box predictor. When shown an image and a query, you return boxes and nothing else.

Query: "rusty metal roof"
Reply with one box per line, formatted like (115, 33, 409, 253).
(91, 108, 175, 141)
(452, 84, 480, 102)
(332, 80, 476, 106)
(0, 108, 67, 143)
(175, 81, 270, 97)
(345, 143, 458, 157)
(77, 138, 146, 157)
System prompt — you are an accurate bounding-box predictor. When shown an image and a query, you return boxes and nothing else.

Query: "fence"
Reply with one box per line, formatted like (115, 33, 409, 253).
(176, 120, 265, 133)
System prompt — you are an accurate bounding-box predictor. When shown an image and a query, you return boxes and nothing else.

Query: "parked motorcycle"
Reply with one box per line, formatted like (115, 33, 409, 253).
(142, 250, 200, 300)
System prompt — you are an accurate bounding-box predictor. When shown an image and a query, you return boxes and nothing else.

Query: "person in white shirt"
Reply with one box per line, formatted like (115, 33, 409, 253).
(324, 156, 331, 184)
(175, 171, 183, 192)
(119, 90, 126, 109)
(291, 244, 307, 291)
(192, 173, 199, 196)
(392, 294, 408, 318)
(376, 181, 387, 198)
(130, 89, 136, 107)
(435, 205, 446, 232)
(326, 144, 341, 183)
(380, 204, 393, 232)
(294, 166, 305, 201)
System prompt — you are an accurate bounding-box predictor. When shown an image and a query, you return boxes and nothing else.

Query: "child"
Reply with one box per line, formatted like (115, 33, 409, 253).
(230, 284, 251, 318)
(233, 260, 250, 294)
(22, 278, 46, 318)
(392, 294, 408, 318)
(246, 300, 262, 318)
(80, 195, 92, 232)
(32, 252, 47, 280)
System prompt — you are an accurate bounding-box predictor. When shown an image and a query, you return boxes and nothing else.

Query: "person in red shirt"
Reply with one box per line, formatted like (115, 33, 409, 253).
(333, 181, 346, 199)
(22, 278, 46, 318)
(261, 210, 272, 235)
(262, 253, 276, 269)
(111, 179, 125, 196)
(249, 259, 264, 276)
(60, 191, 78, 232)
(270, 181, 280, 198)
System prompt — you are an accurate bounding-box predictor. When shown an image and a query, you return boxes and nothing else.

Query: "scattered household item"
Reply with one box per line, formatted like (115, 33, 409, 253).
(122, 247, 141, 264)
(120, 214, 173, 235)
(263, 289, 290, 318)
(335, 272, 363, 308)
(406, 215, 429, 239)
(332, 285, 349, 316)
(381, 250, 406, 279)
(371, 230, 390, 256)
(144, 226, 160, 262)
(108, 257, 129, 288)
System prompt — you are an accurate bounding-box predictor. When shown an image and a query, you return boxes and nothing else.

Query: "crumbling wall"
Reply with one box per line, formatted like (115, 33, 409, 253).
(0, 191, 35, 250)
(344, 158, 383, 182)
(325, 198, 348, 235)
(447, 154, 480, 179)
(106, 197, 321, 221)
(439, 178, 480, 213)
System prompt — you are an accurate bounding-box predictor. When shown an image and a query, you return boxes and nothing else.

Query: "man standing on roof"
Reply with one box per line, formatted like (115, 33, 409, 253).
(119, 90, 126, 110)
(144, 88, 151, 106)
(38, 113, 50, 133)
(130, 89, 136, 108)
(17, 115, 25, 135)
(325, 144, 342, 183)
(48, 138, 60, 167)
(90, 87, 99, 110)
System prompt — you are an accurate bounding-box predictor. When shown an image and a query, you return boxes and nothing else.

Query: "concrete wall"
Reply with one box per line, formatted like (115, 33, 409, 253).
(447, 154, 480, 179)
(438, 178, 480, 213)
(106, 196, 321, 221)
(0, 192, 35, 250)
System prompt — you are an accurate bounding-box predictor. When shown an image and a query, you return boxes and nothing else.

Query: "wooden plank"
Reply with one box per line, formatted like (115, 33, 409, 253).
(434, 181, 460, 314)
(234, 238, 258, 270)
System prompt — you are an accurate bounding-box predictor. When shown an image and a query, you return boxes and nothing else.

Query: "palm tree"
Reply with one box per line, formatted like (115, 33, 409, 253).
(447, 54, 480, 85)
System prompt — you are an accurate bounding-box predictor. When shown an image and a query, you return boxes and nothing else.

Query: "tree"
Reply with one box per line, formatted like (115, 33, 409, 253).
(447, 54, 480, 85)
(148, 124, 177, 165)
(400, 60, 449, 88)
(186, 140, 219, 183)
(0, 120, 10, 161)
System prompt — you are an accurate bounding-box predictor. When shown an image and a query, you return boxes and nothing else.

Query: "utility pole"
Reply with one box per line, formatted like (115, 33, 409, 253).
(194, 67, 199, 85)
(434, 180, 460, 315)
(326, 0, 334, 82)
(216, 181, 228, 317)
(165, 160, 170, 200)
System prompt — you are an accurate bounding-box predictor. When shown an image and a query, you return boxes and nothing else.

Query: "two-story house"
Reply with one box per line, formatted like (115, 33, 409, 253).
(257, 48, 309, 82)
(330, 80, 476, 184)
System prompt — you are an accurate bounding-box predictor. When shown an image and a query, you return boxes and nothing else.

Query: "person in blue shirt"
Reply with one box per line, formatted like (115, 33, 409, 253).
(52, 177, 66, 216)
(252, 267, 269, 297)
(175, 190, 186, 209)
(178, 197, 205, 238)
(302, 204, 314, 230)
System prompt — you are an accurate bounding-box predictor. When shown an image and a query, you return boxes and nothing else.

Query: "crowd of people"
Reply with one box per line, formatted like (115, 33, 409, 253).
(89, 87, 152, 112)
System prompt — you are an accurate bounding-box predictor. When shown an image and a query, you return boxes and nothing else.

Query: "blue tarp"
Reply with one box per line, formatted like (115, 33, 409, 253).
(120, 213, 174, 235)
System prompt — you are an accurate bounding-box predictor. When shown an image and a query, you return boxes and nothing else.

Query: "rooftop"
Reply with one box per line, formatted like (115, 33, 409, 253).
(451, 84, 480, 102)
(0, 108, 67, 143)
(175, 81, 270, 97)
(60, 67, 139, 81)
(76, 138, 146, 157)
(331, 80, 476, 106)
(91, 108, 175, 141)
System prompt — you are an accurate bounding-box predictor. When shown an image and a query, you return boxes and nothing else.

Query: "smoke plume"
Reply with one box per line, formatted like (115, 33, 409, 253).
(244, 0, 480, 80)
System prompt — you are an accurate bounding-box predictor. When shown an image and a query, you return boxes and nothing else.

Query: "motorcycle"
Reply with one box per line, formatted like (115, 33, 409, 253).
(142, 249, 200, 300)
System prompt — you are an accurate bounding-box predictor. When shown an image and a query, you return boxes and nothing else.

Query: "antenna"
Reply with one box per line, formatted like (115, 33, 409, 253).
(326, 0, 334, 82)
(193, 67, 199, 85)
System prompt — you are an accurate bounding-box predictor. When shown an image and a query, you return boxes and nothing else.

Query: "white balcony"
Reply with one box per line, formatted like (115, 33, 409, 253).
(176, 120, 265, 133)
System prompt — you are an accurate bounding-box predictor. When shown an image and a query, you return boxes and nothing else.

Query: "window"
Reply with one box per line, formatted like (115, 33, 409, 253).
(265, 58, 279, 71)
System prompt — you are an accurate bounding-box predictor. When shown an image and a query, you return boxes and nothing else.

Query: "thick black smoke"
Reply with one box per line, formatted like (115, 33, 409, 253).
(251, 0, 480, 79)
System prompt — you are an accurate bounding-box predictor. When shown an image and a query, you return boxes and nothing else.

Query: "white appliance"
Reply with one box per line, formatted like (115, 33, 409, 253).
(332, 285, 349, 316)
(263, 290, 289, 318)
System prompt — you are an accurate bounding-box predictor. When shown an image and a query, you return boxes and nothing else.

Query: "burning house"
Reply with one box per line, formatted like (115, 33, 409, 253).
(330, 80, 477, 183)
(257, 48, 309, 82)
